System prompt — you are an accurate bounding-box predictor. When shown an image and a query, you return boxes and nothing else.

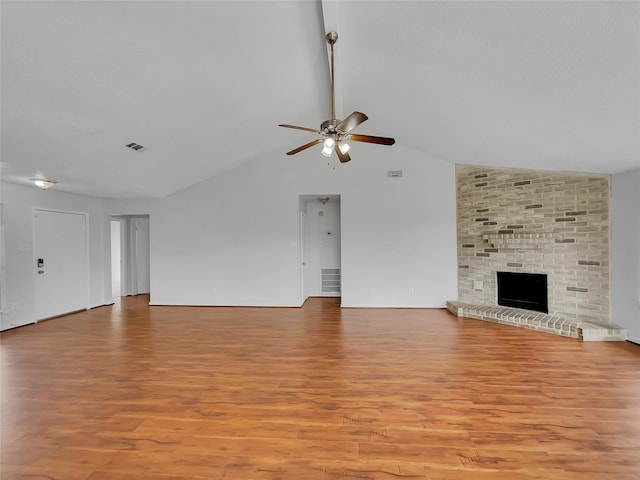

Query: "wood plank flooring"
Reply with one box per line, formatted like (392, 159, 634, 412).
(1, 295, 639, 479)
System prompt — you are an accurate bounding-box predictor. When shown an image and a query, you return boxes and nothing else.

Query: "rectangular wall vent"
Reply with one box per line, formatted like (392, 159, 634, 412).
(321, 268, 341, 293)
(388, 170, 403, 178)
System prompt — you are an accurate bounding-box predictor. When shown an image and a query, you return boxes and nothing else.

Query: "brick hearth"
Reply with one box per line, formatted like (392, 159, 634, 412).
(446, 301, 627, 341)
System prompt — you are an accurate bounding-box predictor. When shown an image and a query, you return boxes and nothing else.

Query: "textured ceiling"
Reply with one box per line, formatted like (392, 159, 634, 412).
(1, 0, 639, 198)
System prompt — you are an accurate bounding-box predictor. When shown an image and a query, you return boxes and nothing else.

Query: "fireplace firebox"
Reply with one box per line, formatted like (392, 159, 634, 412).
(497, 271, 548, 313)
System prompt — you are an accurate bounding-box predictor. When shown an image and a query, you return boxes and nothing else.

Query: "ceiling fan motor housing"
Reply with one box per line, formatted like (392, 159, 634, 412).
(321, 119, 342, 134)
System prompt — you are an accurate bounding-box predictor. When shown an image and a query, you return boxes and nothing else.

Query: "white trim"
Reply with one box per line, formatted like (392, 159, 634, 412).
(627, 335, 640, 345)
(299, 209, 307, 306)
(0, 203, 6, 316)
(110, 217, 124, 301)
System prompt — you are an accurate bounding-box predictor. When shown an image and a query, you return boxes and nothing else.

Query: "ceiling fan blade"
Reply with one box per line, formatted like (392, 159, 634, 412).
(334, 144, 351, 163)
(349, 134, 396, 146)
(286, 139, 323, 155)
(336, 112, 368, 133)
(278, 124, 324, 135)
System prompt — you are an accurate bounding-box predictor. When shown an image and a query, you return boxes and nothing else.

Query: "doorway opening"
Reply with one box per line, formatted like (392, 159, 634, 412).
(110, 219, 122, 299)
(110, 215, 150, 300)
(299, 195, 341, 304)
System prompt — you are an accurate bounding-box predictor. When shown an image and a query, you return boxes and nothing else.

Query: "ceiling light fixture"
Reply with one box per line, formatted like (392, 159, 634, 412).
(31, 178, 57, 190)
(321, 137, 335, 157)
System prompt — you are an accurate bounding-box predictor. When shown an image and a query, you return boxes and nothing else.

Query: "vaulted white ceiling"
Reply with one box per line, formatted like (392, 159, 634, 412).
(2, 1, 639, 198)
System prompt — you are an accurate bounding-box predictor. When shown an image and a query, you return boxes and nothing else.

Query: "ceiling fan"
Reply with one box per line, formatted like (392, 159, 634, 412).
(279, 32, 395, 163)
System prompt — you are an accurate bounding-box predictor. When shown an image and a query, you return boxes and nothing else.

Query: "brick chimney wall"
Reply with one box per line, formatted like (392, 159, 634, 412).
(456, 164, 611, 324)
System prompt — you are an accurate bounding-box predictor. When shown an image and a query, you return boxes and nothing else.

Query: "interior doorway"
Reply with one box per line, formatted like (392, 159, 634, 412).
(299, 195, 341, 303)
(111, 215, 150, 298)
(133, 217, 150, 294)
(110, 219, 122, 299)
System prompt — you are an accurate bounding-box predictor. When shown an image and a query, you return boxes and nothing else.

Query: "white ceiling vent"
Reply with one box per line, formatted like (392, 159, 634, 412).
(388, 170, 402, 178)
(126, 142, 145, 151)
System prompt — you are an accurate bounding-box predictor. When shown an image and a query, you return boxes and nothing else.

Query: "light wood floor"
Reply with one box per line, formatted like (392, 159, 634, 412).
(1, 295, 639, 480)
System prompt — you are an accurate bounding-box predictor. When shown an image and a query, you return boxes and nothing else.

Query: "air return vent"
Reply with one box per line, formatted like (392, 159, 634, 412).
(321, 268, 341, 293)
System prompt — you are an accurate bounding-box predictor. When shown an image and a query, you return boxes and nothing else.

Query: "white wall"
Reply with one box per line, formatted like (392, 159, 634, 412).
(0, 182, 109, 330)
(2, 156, 634, 341)
(105, 145, 458, 308)
(1, 146, 458, 328)
(611, 168, 640, 342)
(3, 153, 634, 334)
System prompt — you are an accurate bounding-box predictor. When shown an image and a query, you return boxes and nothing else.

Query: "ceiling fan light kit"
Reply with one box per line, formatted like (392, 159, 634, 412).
(279, 32, 395, 164)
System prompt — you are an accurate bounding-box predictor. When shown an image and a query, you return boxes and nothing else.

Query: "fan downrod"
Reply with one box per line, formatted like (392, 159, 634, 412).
(326, 32, 338, 120)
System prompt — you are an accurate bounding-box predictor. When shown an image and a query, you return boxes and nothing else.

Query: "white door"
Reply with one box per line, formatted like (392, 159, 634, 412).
(134, 217, 150, 294)
(34, 209, 88, 320)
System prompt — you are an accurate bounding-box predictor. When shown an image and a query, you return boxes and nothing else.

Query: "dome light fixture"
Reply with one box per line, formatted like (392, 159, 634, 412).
(31, 177, 57, 190)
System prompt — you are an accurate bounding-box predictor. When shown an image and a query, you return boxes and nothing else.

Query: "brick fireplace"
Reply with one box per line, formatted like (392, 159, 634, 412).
(448, 165, 625, 340)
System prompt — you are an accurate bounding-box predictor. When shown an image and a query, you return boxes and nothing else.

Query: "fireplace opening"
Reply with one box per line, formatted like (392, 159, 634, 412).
(497, 271, 548, 313)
